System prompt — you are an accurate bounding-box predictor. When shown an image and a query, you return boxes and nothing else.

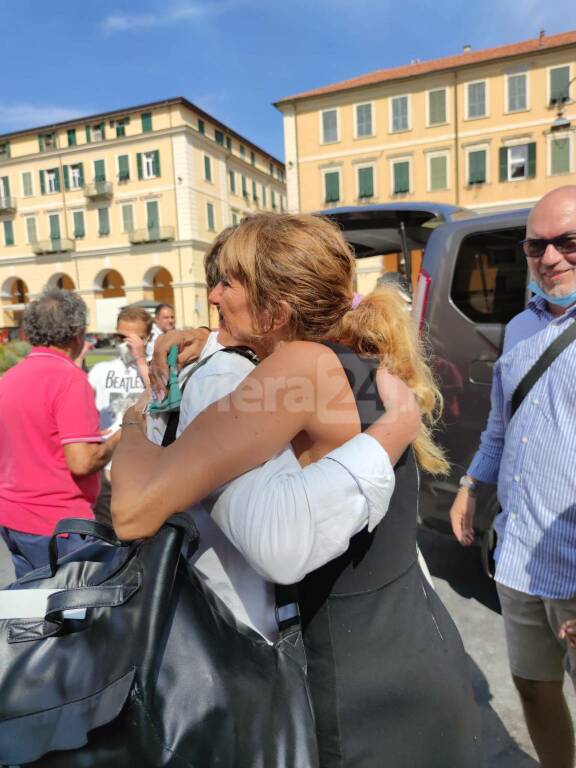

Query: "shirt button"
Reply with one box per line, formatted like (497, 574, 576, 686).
(531, 398, 539, 405)
(521, 436, 528, 444)
(511, 512, 517, 520)
(514, 475, 520, 482)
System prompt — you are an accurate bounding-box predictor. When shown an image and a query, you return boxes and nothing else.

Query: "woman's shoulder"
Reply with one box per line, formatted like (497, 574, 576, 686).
(265, 340, 344, 371)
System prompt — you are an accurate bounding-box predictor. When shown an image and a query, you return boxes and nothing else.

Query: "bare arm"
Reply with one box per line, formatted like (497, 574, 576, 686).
(64, 430, 122, 476)
(111, 342, 420, 540)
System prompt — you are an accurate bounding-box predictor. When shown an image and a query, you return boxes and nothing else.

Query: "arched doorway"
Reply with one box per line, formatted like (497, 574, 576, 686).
(48, 273, 76, 291)
(1, 277, 29, 328)
(143, 266, 174, 306)
(93, 269, 126, 333)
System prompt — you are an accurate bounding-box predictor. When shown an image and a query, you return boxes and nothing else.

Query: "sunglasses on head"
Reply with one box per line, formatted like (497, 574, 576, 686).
(520, 233, 576, 259)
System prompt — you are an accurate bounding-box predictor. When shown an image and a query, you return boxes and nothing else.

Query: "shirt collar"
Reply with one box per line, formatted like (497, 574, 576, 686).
(28, 347, 76, 365)
(527, 295, 576, 324)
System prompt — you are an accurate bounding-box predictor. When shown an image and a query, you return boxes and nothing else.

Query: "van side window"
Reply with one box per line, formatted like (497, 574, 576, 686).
(451, 228, 527, 324)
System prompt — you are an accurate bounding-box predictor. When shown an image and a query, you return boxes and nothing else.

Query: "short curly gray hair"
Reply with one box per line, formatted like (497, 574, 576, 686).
(23, 288, 87, 347)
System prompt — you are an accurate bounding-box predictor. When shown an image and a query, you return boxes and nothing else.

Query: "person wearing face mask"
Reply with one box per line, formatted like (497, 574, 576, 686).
(88, 306, 152, 522)
(450, 186, 576, 768)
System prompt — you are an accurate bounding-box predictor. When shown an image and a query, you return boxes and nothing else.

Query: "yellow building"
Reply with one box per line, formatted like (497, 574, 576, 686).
(0, 97, 286, 331)
(275, 30, 576, 217)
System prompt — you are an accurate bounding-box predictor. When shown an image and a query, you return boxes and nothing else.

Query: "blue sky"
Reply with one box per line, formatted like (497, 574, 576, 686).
(1, 0, 575, 160)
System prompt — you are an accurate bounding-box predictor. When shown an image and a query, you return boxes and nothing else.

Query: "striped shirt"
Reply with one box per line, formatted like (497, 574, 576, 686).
(468, 297, 576, 599)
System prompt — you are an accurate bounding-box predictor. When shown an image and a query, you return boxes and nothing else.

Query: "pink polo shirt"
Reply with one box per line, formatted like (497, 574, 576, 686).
(0, 347, 102, 536)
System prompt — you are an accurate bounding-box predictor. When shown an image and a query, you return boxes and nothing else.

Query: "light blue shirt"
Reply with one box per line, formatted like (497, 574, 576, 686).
(468, 297, 576, 599)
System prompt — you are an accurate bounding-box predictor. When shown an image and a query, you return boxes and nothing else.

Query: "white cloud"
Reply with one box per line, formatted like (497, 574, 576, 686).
(0, 104, 90, 132)
(101, 1, 243, 32)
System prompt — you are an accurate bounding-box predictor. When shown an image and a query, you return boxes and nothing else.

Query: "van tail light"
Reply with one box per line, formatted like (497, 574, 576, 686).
(412, 269, 431, 333)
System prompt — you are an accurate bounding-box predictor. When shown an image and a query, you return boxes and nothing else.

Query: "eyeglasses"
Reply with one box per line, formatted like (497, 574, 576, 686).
(520, 233, 576, 260)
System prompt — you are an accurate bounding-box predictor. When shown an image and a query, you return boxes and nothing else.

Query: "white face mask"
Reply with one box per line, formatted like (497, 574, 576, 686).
(117, 341, 136, 367)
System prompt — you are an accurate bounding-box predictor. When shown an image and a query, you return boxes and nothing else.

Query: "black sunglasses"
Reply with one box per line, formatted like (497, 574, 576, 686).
(520, 233, 576, 259)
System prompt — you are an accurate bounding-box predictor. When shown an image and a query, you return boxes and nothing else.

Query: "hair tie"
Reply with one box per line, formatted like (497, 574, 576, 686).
(351, 293, 363, 309)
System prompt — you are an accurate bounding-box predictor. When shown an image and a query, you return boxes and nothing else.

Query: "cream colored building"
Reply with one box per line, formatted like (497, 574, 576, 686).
(0, 97, 286, 331)
(276, 30, 576, 219)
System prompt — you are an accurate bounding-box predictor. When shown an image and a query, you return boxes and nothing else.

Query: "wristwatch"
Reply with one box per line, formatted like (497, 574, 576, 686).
(458, 475, 477, 493)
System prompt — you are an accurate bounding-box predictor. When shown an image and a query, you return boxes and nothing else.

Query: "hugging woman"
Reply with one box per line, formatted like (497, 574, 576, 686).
(112, 213, 481, 767)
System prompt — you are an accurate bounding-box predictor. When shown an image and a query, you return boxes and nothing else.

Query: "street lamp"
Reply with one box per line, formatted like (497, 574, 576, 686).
(551, 76, 576, 131)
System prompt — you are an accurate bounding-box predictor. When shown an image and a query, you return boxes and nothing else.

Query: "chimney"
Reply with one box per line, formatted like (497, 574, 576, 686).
(539, 29, 545, 45)
(463, 44, 472, 53)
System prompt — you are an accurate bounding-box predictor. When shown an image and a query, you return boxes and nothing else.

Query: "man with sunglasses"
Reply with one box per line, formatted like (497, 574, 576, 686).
(450, 185, 576, 768)
(89, 306, 152, 522)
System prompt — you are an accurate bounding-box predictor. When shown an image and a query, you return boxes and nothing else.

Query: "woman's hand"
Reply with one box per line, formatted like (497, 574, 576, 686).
(367, 370, 421, 465)
(150, 328, 210, 396)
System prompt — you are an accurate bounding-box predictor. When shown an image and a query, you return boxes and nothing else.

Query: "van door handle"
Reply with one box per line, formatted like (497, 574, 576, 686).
(469, 359, 495, 384)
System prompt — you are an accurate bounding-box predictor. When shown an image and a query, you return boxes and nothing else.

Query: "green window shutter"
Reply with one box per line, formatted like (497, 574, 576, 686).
(225, 136, 232, 151)
(22, 172, 32, 196)
(429, 156, 447, 190)
(262, 185, 267, 207)
(468, 151, 486, 184)
(38, 136, 44, 152)
(198, 119, 205, 134)
(67, 128, 76, 146)
(146, 200, 159, 231)
(63, 165, 70, 191)
(94, 160, 106, 182)
(136, 153, 143, 180)
(1, 176, 10, 198)
(26, 217, 37, 243)
(98, 207, 110, 236)
(242, 175, 247, 195)
(4, 220, 14, 246)
(141, 112, 153, 132)
(49, 215, 61, 240)
(85, 126, 91, 143)
(429, 90, 446, 124)
(358, 167, 374, 198)
(551, 137, 571, 174)
(78, 162, 85, 187)
(527, 142, 536, 178)
(215, 129, 224, 145)
(152, 150, 160, 177)
(40, 170, 46, 195)
(53, 168, 61, 193)
(73, 211, 85, 238)
(393, 162, 409, 194)
(499, 147, 508, 182)
(204, 155, 212, 181)
(252, 179, 257, 201)
(122, 205, 134, 233)
(118, 155, 129, 180)
(207, 202, 215, 231)
(550, 67, 570, 104)
(324, 171, 340, 203)
(229, 170, 236, 193)
(99, 123, 106, 140)
(250, 151, 256, 166)
(271, 189, 277, 209)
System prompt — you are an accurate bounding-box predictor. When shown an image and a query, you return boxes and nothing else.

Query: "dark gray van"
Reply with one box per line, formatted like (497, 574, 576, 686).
(321, 203, 530, 551)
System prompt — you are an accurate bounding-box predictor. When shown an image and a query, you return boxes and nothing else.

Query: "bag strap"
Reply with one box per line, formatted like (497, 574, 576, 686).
(48, 518, 126, 576)
(510, 319, 576, 419)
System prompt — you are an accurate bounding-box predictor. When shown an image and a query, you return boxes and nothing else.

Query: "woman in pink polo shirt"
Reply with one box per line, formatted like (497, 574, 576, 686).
(0, 288, 120, 579)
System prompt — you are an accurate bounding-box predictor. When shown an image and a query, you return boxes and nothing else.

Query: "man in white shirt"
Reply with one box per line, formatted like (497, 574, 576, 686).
(146, 303, 176, 358)
(89, 306, 151, 521)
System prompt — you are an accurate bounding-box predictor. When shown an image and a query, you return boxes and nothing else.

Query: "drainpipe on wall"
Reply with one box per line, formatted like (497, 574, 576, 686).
(453, 70, 460, 207)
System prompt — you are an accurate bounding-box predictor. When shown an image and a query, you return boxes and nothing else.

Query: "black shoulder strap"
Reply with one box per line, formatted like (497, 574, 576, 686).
(161, 346, 258, 447)
(511, 319, 576, 419)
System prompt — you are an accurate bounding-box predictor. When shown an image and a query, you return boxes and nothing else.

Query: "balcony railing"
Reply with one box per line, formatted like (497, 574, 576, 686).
(0, 196, 16, 213)
(32, 238, 76, 255)
(129, 226, 175, 244)
(83, 180, 113, 199)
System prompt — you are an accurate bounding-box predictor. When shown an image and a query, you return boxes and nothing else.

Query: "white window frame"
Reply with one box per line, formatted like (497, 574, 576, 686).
(46, 169, 58, 194)
(92, 124, 104, 143)
(25, 216, 37, 244)
(465, 144, 490, 185)
(320, 108, 340, 145)
(547, 64, 573, 107)
(426, 151, 450, 192)
(507, 144, 529, 181)
(21, 171, 34, 197)
(322, 166, 342, 204)
(354, 102, 375, 139)
(69, 165, 82, 190)
(389, 95, 411, 133)
(465, 79, 488, 120)
(355, 162, 376, 200)
(547, 132, 573, 176)
(121, 203, 135, 233)
(426, 88, 449, 127)
(389, 156, 412, 195)
(505, 72, 529, 114)
(142, 152, 156, 180)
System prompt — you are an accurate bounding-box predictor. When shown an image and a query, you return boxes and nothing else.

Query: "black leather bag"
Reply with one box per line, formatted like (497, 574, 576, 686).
(0, 517, 319, 767)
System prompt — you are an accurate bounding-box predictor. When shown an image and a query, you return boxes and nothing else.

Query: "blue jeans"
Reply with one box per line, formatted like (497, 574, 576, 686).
(0, 527, 90, 581)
